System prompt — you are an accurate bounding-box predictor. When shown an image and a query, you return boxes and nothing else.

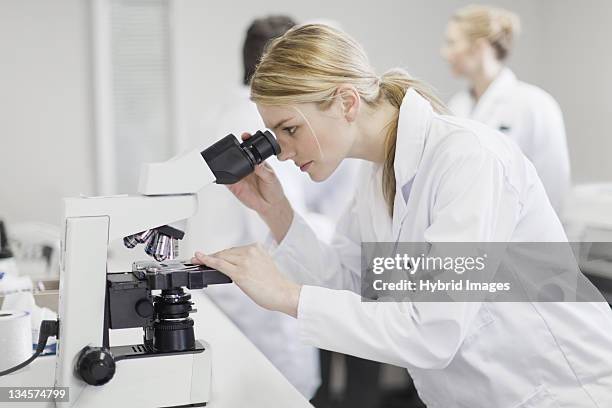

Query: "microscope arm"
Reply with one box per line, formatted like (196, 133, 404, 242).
(138, 129, 279, 196)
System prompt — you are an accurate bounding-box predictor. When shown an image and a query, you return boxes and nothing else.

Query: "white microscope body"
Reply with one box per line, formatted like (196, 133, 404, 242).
(54, 130, 279, 407)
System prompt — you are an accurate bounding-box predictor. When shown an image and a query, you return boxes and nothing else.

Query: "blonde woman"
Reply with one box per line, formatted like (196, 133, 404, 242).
(442, 5, 571, 216)
(192, 24, 612, 407)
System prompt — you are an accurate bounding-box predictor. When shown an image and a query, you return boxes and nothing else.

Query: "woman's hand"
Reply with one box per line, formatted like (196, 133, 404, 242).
(191, 244, 301, 318)
(228, 132, 288, 215)
(227, 132, 294, 243)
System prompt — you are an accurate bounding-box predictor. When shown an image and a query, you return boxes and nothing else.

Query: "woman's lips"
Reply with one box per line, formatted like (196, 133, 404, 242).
(300, 161, 313, 172)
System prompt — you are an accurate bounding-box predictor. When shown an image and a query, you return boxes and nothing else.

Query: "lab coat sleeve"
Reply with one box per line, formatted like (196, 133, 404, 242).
(268, 195, 362, 291)
(295, 143, 522, 369)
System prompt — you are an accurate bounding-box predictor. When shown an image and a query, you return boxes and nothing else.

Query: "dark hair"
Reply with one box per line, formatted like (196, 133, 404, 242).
(242, 15, 296, 85)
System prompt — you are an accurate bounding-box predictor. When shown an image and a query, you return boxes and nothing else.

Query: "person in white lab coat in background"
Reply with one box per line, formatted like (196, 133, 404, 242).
(191, 24, 612, 407)
(189, 16, 357, 399)
(442, 5, 571, 217)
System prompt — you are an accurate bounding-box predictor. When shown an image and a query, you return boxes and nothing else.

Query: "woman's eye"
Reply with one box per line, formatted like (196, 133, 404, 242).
(284, 126, 297, 135)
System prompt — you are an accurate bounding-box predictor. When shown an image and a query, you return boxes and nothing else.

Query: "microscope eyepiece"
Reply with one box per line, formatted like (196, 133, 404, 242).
(242, 129, 281, 164)
(201, 129, 281, 184)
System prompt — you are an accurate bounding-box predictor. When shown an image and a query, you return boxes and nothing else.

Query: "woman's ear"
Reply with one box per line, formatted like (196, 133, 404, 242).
(335, 85, 360, 123)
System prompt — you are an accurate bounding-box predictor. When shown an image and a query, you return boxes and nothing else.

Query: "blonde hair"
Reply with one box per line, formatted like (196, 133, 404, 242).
(250, 24, 447, 216)
(453, 5, 521, 60)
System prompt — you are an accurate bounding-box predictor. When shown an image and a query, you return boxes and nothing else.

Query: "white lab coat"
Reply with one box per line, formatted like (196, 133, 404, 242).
(448, 68, 571, 217)
(268, 89, 612, 407)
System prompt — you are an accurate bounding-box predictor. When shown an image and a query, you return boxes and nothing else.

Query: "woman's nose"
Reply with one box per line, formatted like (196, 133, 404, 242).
(276, 138, 295, 161)
(277, 150, 294, 161)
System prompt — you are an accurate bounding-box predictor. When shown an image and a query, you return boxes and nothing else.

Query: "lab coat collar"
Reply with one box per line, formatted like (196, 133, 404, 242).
(391, 88, 434, 239)
(393, 88, 433, 186)
(471, 68, 517, 119)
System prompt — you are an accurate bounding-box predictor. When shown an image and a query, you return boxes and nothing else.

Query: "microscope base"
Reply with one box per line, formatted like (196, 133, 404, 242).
(62, 340, 211, 407)
(112, 340, 207, 362)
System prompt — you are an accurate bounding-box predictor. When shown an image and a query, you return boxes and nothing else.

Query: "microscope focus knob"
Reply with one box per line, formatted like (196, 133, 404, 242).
(135, 298, 154, 318)
(76, 346, 116, 386)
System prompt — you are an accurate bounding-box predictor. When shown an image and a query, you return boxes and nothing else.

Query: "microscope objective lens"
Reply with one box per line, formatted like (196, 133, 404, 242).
(169, 237, 179, 260)
(145, 232, 161, 258)
(153, 234, 170, 261)
(135, 229, 155, 244)
(123, 235, 138, 248)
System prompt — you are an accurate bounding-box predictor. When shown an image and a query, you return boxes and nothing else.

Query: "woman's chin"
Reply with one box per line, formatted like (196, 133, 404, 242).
(308, 167, 332, 182)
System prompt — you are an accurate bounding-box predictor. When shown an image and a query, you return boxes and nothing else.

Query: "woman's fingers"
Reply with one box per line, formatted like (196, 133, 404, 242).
(226, 183, 239, 195)
(193, 252, 239, 278)
(209, 248, 245, 264)
(254, 163, 277, 183)
(192, 244, 298, 316)
(194, 249, 241, 264)
(192, 244, 260, 273)
(241, 132, 252, 141)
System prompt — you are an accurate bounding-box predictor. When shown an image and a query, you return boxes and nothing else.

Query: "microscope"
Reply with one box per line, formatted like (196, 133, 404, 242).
(54, 130, 280, 407)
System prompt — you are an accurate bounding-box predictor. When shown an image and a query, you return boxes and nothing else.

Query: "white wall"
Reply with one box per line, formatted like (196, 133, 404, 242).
(536, 0, 612, 183)
(0, 0, 94, 225)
